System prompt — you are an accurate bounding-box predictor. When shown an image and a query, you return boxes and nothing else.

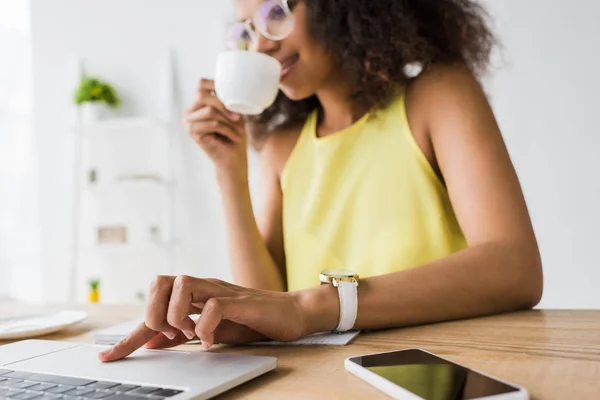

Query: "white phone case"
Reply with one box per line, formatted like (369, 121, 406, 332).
(344, 349, 528, 400)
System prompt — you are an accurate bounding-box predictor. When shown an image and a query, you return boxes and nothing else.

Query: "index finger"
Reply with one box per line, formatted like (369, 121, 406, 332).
(184, 89, 237, 120)
(98, 322, 158, 363)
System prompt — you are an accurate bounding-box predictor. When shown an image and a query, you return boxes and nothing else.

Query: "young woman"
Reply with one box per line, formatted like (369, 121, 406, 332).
(100, 0, 542, 361)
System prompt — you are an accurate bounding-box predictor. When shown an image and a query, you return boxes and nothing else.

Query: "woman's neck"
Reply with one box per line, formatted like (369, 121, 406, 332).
(315, 78, 367, 138)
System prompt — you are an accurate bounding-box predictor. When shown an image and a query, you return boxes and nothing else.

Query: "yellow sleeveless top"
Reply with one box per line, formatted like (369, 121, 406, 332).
(281, 93, 467, 292)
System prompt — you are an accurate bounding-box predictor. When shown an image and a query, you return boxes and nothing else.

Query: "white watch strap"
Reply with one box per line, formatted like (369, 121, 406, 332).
(335, 280, 358, 332)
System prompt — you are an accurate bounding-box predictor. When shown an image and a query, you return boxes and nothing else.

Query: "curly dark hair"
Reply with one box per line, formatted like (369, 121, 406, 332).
(248, 0, 496, 143)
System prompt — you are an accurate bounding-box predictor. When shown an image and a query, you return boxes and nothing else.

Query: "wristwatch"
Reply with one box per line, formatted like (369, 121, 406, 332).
(319, 269, 359, 332)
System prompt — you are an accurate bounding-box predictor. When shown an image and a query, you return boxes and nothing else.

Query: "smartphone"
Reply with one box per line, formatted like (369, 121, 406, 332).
(345, 349, 528, 400)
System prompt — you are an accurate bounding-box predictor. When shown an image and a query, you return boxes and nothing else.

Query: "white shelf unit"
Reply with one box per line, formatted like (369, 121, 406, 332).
(70, 50, 180, 303)
(77, 116, 178, 303)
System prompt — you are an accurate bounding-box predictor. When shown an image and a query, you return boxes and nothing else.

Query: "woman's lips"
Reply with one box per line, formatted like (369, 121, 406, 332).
(279, 54, 299, 79)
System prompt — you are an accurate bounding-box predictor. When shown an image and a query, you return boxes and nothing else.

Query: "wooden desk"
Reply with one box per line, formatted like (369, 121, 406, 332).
(1, 304, 599, 399)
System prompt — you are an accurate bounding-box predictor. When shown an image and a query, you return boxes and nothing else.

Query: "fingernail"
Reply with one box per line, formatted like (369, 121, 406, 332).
(230, 113, 240, 121)
(184, 330, 195, 340)
(163, 331, 176, 340)
(202, 341, 210, 351)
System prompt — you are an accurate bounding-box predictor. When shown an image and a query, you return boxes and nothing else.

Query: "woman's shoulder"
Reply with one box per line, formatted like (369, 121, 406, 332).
(402, 62, 485, 180)
(405, 62, 488, 131)
(406, 62, 486, 118)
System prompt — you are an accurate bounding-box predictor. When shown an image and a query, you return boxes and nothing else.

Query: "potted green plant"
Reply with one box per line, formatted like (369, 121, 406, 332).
(74, 76, 121, 123)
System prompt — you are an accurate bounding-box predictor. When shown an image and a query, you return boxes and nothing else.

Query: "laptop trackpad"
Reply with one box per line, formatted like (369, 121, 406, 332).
(8, 342, 273, 388)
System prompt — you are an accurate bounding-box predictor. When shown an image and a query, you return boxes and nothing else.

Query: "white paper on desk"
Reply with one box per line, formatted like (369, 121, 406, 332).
(248, 331, 360, 346)
(94, 318, 360, 346)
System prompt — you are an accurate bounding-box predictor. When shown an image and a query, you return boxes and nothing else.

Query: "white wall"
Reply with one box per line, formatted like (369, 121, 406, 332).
(30, 0, 600, 307)
(482, 0, 600, 308)
(31, 0, 237, 303)
(0, 0, 40, 301)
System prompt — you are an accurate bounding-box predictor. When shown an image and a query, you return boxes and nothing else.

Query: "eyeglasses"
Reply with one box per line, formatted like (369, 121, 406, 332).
(226, 0, 295, 51)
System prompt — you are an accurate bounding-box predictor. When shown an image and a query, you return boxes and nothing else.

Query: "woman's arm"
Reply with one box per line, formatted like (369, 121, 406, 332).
(219, 133, 290, 292)
(184, 79, 290, 292)
(300, 63, 543, 333)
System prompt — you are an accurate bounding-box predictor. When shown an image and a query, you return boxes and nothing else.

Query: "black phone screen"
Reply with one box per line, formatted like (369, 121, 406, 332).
(349, 349, 521, 400)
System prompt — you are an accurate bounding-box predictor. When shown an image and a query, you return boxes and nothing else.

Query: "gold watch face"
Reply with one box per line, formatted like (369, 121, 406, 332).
(320, 269, 359, 286)
(321, 269, 357, 278)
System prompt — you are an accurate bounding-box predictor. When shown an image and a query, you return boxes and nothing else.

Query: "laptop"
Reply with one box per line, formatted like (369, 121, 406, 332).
(0, 339, 277, 400)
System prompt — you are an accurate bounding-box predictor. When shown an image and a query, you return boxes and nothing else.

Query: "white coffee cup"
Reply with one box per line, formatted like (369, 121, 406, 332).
(215, 50, 282, 116)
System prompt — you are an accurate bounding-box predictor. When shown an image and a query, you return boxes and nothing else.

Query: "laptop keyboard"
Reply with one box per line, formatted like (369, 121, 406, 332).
(0, 370, 184, 400)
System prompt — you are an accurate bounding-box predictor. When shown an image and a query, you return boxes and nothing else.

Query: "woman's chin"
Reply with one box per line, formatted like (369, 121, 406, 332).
(279, 85, 316, 102)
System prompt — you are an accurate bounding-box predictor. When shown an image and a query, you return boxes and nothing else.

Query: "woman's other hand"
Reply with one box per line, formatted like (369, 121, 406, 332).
(184, 79, 248, 184)
(98, 275, 313, 362)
